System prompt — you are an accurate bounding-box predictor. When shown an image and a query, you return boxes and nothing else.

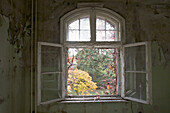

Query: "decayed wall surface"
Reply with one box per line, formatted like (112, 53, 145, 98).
(0, 0, 31, 113)
(37, 0, 170, 113)
(0, 0, 170, 113)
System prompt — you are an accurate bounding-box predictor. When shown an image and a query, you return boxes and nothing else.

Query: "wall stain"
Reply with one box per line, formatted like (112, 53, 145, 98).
(0, 98, 5, 104)
(137, 104, 144, 113)
(13, 65, 17, 72)
(61, 110, 67, 113)
(164, 15, 169, 18)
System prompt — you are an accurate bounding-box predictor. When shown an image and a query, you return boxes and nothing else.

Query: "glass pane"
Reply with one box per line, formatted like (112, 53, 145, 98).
(96, 31, 105, 41)
(106, 21, 115, 30)
(67, 17, 91, 42)
(41, 73, 61, 102)
(68, 30, 79, 41)
(96, 17, 118, 41)
(96, 18, 105, 30)
(80, 18, 90, 30)
(80, 31, 90, 41)
(106, 31, 116, 41)
(125, 45, 146, 71)
(125, 72, 146, 101)
(67, 48, 119, 96)
(69, 20, 79, 29)
(41, 45, 61, 72)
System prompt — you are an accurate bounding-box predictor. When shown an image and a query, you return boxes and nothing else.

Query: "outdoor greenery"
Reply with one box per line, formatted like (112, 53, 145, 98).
(67, 48, 118, 95)
(67, 68, 97, 95)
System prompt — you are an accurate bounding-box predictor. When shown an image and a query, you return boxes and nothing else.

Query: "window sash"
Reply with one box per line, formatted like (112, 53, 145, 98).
(61, 8, 124, 44)
(37, 42, 65, 105)
(121, 42, 152, 104)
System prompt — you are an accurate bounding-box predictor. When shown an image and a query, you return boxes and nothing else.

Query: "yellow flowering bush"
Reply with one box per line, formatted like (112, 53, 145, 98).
(67, 68, 97, 95)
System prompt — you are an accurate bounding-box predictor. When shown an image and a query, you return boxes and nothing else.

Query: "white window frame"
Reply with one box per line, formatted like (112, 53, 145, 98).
(37, 6, 152, 105)
(37, 42, 65, 105)
(121, 42, 152, 104)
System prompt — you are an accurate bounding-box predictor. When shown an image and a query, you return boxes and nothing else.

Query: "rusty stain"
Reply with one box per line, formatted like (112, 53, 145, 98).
(47, 104, 51, 111)
(13, 65, 17, 72)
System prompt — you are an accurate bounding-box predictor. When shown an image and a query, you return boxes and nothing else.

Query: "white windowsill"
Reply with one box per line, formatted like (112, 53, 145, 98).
(58, 97, 129, 103)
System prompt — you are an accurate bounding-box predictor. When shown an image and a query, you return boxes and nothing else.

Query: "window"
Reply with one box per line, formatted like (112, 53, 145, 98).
(37, 6, 152, 105)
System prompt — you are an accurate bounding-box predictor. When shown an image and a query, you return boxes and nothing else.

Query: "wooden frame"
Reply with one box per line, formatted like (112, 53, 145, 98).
(37, 42, 65, 105)
(121, 42, 152, 104)
(60, 7, 125, 44)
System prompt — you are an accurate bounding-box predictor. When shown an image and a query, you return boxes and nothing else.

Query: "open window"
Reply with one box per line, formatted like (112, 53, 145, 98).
(37, 7, 152, 105)
(122, 42, 152, 104)
(37, 42, 64, 105)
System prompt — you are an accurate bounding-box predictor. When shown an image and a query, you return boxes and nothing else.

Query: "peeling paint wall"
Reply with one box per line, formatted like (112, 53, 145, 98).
(37, 0, 170, 113)
(0, 0, 31, 113)
(0, 14, 31, 113)
(0, 0, 170, 113)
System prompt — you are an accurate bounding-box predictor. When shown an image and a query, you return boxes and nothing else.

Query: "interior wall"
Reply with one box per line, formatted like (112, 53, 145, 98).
(0, 0, 170, 113)
(37, 0, 170, 113)
(0, 0, 31, 113)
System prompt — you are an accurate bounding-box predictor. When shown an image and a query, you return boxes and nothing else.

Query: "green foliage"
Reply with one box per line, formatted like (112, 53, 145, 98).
(67, 48, 118, 95)
(75, 48, 117, 89)
(67, 68, 97, 95)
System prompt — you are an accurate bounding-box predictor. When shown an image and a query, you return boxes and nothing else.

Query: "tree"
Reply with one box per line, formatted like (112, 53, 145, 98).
(67, 68, 97, 95)
(74, 48, 118, 94)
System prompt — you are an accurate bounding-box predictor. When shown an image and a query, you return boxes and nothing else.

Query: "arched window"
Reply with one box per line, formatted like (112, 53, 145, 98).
(61, 7, 125, 43)
(37, 6, 152, 105)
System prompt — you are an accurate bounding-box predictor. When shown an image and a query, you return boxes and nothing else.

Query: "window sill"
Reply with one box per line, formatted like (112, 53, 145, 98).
(58, 97, 129, 103)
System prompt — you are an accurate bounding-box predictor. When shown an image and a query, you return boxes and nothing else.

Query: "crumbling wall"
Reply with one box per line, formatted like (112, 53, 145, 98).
(0, 0, 31, 113)
(0, 0, 170, 113)
(37, 0, 170, 113)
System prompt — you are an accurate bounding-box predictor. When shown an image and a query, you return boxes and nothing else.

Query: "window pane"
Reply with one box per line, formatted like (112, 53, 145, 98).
(41, 45, 61, 72)
(125, 72, 147, 101)
(67, 17, 91, 41)
(106, 21, 115, 30)
(80, 31, 90, 41)
(80, 18, 90, 30)
(125, 45, 146, 71)
(96, 18, 105, 30)
(106, 31, 116, 41)
(69, 20, 79, 29)
(68, 30, 79, 41)
(96, 17, 117, 41)
(96, 31, 105, 41)
(41, 73, 61, 102)
(67, 48, 119, 96)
